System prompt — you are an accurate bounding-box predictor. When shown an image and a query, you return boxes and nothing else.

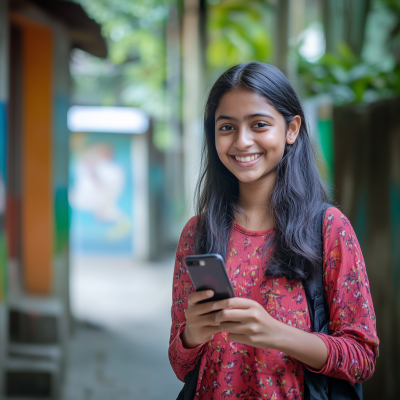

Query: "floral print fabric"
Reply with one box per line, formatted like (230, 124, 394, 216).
(169, 207, 378, 399)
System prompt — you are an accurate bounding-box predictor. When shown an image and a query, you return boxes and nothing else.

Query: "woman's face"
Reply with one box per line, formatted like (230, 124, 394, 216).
(214, 87, 301, 184)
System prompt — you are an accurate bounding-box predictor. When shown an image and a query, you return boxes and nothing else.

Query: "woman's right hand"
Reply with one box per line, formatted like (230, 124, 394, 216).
(181, 290, 223, 348)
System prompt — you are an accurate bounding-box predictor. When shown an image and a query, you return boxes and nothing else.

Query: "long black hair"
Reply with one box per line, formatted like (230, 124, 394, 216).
(194, 62, 331, 282)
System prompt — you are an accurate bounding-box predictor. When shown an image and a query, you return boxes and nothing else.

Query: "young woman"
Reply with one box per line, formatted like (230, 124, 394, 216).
(169, 62, 378, 399)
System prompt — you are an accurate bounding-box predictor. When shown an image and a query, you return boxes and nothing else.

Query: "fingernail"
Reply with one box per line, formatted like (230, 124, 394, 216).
(207, 290, 213, 296)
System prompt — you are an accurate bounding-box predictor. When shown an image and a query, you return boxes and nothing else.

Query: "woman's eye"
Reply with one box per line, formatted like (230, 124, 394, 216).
(253, 122, 268, 128)
(220, 125, 234, 131)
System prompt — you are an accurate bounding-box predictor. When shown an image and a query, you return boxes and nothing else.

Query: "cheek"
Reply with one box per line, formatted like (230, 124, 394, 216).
(215, 135, 231, 160)
(260, 130, 286, 156)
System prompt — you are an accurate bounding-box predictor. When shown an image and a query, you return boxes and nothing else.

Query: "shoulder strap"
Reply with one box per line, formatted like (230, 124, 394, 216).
(177, 358, 201, 400)
(303, 204, 363, 400)
(304, 203, 331, 333)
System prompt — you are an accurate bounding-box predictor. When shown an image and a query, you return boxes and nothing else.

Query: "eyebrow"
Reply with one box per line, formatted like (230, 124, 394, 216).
(215, 113, 275, 123)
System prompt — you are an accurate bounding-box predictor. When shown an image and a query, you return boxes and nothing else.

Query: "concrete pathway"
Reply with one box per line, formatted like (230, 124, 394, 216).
(62, 256, 183, 400)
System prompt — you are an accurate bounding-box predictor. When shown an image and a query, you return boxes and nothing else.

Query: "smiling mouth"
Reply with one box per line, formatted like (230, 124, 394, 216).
(232, 153, 262, 163)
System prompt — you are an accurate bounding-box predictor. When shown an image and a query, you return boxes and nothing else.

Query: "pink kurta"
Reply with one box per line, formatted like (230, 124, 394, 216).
(169, 207, 379, 399)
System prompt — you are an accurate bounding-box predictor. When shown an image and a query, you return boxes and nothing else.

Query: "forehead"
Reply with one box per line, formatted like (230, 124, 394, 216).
(216, 87, 277, 117)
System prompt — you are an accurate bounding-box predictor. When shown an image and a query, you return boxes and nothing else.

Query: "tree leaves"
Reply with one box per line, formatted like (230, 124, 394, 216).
(207, 0, 273, 72)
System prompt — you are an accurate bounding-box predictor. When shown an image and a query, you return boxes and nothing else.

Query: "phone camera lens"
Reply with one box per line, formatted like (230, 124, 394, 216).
(192, 261, 199, 266)
(187, 261, 193, 266)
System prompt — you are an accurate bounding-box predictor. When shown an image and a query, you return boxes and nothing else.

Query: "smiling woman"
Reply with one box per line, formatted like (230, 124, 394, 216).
(169, 62, 378, 400)
(215, 88, 301, 192)
(196, 63, 327, 278)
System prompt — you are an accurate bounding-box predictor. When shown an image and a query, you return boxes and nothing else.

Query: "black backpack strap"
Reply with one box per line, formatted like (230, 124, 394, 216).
(176, 359, 201, 400)
(304, 203, 331, 334)
(303, 204, 363, 400)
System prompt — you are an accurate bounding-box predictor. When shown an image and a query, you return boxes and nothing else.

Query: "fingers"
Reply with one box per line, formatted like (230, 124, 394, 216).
(191, 313, 221, 328)
(223, 297, 255, 309)
(215, 309, 249, 323)
(197, 297, 254, 312)
(188, 290, 214, 306)
(188, 293, 254, 314)
(200, 325, 221, 337)
(219, 321, 256, 334)
(186, 324, 221, 343)
(187, 292, 227, 318)
(195, 299, 227, 316)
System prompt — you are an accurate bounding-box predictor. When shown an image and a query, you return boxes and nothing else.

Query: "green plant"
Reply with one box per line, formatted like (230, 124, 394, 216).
(207, 0, 273, 74)
(297, 43, 400, 105)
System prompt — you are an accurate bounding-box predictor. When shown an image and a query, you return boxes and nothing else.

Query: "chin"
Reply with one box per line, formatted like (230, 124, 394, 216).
(235, 173, 262, 183)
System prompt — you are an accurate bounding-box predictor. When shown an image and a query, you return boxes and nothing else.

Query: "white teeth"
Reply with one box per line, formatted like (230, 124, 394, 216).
(234, 153, 261, 162)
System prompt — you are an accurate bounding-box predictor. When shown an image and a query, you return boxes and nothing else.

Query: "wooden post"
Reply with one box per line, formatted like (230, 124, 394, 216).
(322, 0, 371, 57)
(10, 14, 54, 295)
(165, 3, 184, 241)
(0, 1, 9, 395)
(182, 0, 206, 218)
(275, 0, 289, 75)
(333, 97, 400, 400)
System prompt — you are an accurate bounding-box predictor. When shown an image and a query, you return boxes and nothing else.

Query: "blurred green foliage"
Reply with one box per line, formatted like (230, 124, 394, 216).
(76, 0, 274, 108)
(74, 0, 176, 149)
(297, 43, 400, 105)
(74, 0, 276, 148)
(74, 0, 400, 125)
(297, 0, 400, 105)
(74, 0, 172, 117)
(207, 0, 273, 73)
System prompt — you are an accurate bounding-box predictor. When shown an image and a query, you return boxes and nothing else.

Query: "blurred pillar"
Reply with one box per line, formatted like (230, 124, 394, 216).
(52, 21, 71, 387)
(334, 97, 400, 400)
(165, 3, 184, 242)
(10, 15, 54, 295)
(182, 0, 206, 218)
(0, 0, 9, 299)
(287, 0, 306, 89)
(275, 0, 289, 75)
(0, 1, 9, 395)
(318, 102, 334, 191)
(322, 0, 371, 57)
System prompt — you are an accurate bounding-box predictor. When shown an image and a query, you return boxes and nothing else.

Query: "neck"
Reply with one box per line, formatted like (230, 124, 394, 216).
(235, 172, 276, 231)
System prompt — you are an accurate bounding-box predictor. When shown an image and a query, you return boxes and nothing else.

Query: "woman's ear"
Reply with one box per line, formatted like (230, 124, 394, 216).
(286, 115, 301, 144)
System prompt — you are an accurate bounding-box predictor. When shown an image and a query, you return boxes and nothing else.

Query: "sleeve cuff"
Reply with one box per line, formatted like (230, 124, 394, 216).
(304, 333, 331, 374)
(174, 322, 205, 360)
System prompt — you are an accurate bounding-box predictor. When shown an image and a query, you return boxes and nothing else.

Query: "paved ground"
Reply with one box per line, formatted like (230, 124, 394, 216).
(62, 256, 183, 400)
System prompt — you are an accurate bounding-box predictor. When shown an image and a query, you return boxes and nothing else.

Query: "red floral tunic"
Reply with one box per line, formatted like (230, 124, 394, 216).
(169, 207, 379, 399)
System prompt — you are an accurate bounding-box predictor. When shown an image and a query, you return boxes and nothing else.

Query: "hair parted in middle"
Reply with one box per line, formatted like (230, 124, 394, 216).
(194, 62, 331, 283)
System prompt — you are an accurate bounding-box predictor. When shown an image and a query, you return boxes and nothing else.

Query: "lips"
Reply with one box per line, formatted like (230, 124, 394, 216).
(233, 153, 262, 163)
(230, 153, 263, 167)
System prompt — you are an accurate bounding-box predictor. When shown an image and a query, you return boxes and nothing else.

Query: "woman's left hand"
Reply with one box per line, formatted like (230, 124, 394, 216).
(215, 297, 329, 369)
(215, 297, 282, 349)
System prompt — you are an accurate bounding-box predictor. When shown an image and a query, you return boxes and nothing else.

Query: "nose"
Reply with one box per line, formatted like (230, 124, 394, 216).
(234, 127, 253, 150)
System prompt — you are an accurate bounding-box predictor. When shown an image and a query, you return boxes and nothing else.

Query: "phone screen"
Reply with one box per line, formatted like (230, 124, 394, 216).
(185, 254, 235, 302)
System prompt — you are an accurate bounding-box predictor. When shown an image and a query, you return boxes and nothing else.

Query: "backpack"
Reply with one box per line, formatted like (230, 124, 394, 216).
(303, 204, 362, 400)
(177, 204, 363, 400)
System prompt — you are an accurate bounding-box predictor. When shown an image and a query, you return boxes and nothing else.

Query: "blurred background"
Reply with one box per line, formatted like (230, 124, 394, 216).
(0, 0, 399, 399)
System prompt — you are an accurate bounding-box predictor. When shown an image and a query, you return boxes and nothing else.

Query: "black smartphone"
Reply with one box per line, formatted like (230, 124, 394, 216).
(184, 254, 236, 303)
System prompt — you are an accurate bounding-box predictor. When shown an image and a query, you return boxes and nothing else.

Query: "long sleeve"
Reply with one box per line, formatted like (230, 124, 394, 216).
(306, 207, 379, 384)
(168, 216, 205, 382)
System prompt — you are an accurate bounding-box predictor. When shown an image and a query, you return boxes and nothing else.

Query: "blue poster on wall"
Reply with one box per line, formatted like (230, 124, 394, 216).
(69, 132, 133, 255)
